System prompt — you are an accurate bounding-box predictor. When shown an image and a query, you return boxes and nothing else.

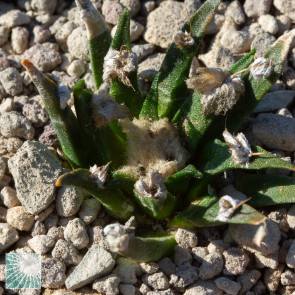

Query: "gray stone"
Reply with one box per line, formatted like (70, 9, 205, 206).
(79, 198, 101, 225)
(268, 208, 289, 232)
(220, 29, 253, 54)
(252, 113, 295, 151)
(23, 101, 49, 128)
(253, 90, 295, 113)
(205, 14, 225, 35)
(56, 186, 84, 217)
(223, 247, 250, 276)
(8, 141, 62, 214)
(64, 218, 89, 249)
(0, 68, 23, 96)
(67, 60, 86, 78)
(52, 239, 82, 266)
(11, 26, 29, 54)
(286, 239, 295, 269)
(276, 15, 291, 36)
(31, 25, 51, 44)
(229, 220, 281, 255)
(191, 247, 209, 266)
(28, 235, 55, 254)
(207, 240, 229, 254)
(0, 112, 33, 140)
(0, 223, 19, 253)
(214, 277, 241, 295)
(0, 186, 19, 208)
(243, 0, 271, 18)
(31, 0, 57, 15)
(225, 1, 245, 25)
(7, 206, 34, 231)
(113, 264, 137, 284)
(0, 10, 30, 28)
(132, 44, 155, 62)
(65, 245, 115, 290)
(0, 97, 14, 113)
(255, 250, 279, 269)
(274, 0, 295, 22)
(0, 26, 9, 46)
(102, 0, 125, 25)
(55, 21, 77, 53)
(281, 269, 295, 285)
(170, 264, 198, 288)
(47, 226, 64, 241)
(140, 262, 159, 275)
(92, 274, 121, 295)
(142, 272, 169, 290)
(263, 264, 284, 292)
(120, 0, 141, 17)
(198, 47, 235, 70)
(31, 221, 47, 236)
(258, 14, 279, 35)
(251, 32, 276, 58)
(174, 245, 193, 266)
(141, 0, 156, 16)
(119, 284, 136, 295)
(158, 257, 177, 276)
(237, 270, 261, 294)
(138, 53, 165, 81)
(144, 1, 187, 49)
(183, 280, 223, 295)
(41, 258, 66, 288)
(175, 228, 198, 249)
(199, 252, 223, 280)
(0, 157, 5, 180)
(67, 27, 89, 62)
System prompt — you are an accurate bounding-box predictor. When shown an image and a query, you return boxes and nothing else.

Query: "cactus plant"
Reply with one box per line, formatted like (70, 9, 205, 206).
(23, 0, 295, 262)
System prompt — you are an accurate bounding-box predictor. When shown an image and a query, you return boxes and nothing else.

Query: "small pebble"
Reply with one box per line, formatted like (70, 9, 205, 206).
(0, 68, 23, 96)
(237, 270, 261, 294)
(64, 218, 89, 249)
(142, 272, 170, 290)
(41, 257, 66, 288)
(6, 206, 34, 231)
(258, 14, 279, 35)
(175, 228, 198, 249)
(28, 235, 55, 254)
(92, 274, 121, 295)
(214, 277, 241, 295)
(174, 245, 193, 266)
(169, 264, 198, 288)
(157, 257, 177, 276)
(223, 247, 250, 275)
(0, 186, 20, 208)
(78, 197, 101, 224)
(199, 252, 224, 280)
(119, 284, 136, 295)
(11, 26, 29, 54)
(281, 269, 295, 285)
(140, 262, 160, 274)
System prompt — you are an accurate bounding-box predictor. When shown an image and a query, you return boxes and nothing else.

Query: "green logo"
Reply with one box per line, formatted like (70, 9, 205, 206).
(6, 253, 41, 289)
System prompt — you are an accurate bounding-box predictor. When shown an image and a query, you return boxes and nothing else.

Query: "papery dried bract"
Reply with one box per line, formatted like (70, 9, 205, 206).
(135, 171, 167, 200)
(91, 83, 130, 127)
(103, 48, 137, 88)
(173, 30, 195, 49)
(104, 223, 130, 252)
(250, 57, 273, 81)
(89, 162, 110, 187)
(223, 129, 252, 167)
(216, 195, 241, 222)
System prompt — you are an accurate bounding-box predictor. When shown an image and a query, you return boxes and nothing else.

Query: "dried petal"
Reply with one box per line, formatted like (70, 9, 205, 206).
(134, 171, 167, 200)
(57, 85, 71, 110)
(173, 30, 195, 48)
(250, 57, 273, 81)
(216, 195, 241, 222)
(103, 48, 138, 87)
(104, 223, 130, 252)
(91, 83, 130, 127)
(89, 162, 110, 187)
(223, 129, 252, 167)
(253, 221, 268, 247)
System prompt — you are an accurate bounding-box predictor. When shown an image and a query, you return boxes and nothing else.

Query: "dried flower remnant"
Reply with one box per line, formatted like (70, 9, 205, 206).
(216, 195, 250, 222)
(135, 171, 167, 200)
(89, 162, 110, 187)
(223, 129, 252, 168)
(253, 220, 268, 247)
(91, 83, 130, 127)
(104, 223, 130, 252)
(174, 30, 195, 49)
(103, 47, 138, 88)
(57, 85, 71, 110)
(186, 68, 245, 116)
(250, 57, 273, 81)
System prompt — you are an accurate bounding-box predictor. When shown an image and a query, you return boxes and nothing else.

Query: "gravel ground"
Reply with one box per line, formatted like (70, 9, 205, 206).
(0, 0, 295, 294)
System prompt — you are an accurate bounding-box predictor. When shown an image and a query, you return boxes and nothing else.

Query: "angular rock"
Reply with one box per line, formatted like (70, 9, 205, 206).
(92, 274, 121, 295)
(274, 0, 295, 22)
(175, 228, 198, 249)
(0, 112, 34, 140)
(183, 280, 223, 295)
(0, 26, 10, 46)
(251, 32, 276, 58)
(79, 198, 101, 225)
(237, 270, 261, 294)
(243, 0, 271, 18)
(0, 186, 20, 208)
(8, 141, 62, 214)
(264, 264, 284, 292)
(41, 258, 66, 288)
(11, 26, 29, 54)
(64, 218, 89, 249)
(55, 21, 77, 52)
(65, 245, 115, 290)
(214, 277, 241, 295)
(28, 235, 55, 254)
(170, 264, 198, 288)
(0, 67, 23, 96)
(252, 113, 295, 151)
(158, 257, 177, 276)
(258, 14, 279, 35)
(225, 1, 245, 25)
(142, 272, 169, 290)
(199, 252, 223, 280)
(223, 247, 249, 276)
(0, 10, 30, 28)
(67, 27, 89, 62)
(0, 223, 19, 253)
(7, 206, 34, 231)
(31, 0, 57, 15)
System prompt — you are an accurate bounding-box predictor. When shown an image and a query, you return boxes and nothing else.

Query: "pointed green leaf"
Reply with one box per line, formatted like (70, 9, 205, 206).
(109, 8, 143, 117)
(56, 169, 134, 221)
(235, 172, 295, 207)
(198, 139, 295, 176)
(120, 234, 177, 262)
(22, 60, 88, 168)
(142, 0, 221, 120)
(133, 190, 177, 220)
(75, 0, 112, 90)
(165, 164, 203, 196)
(172, 49, 256, 154)
(170, 195, 266, 228)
